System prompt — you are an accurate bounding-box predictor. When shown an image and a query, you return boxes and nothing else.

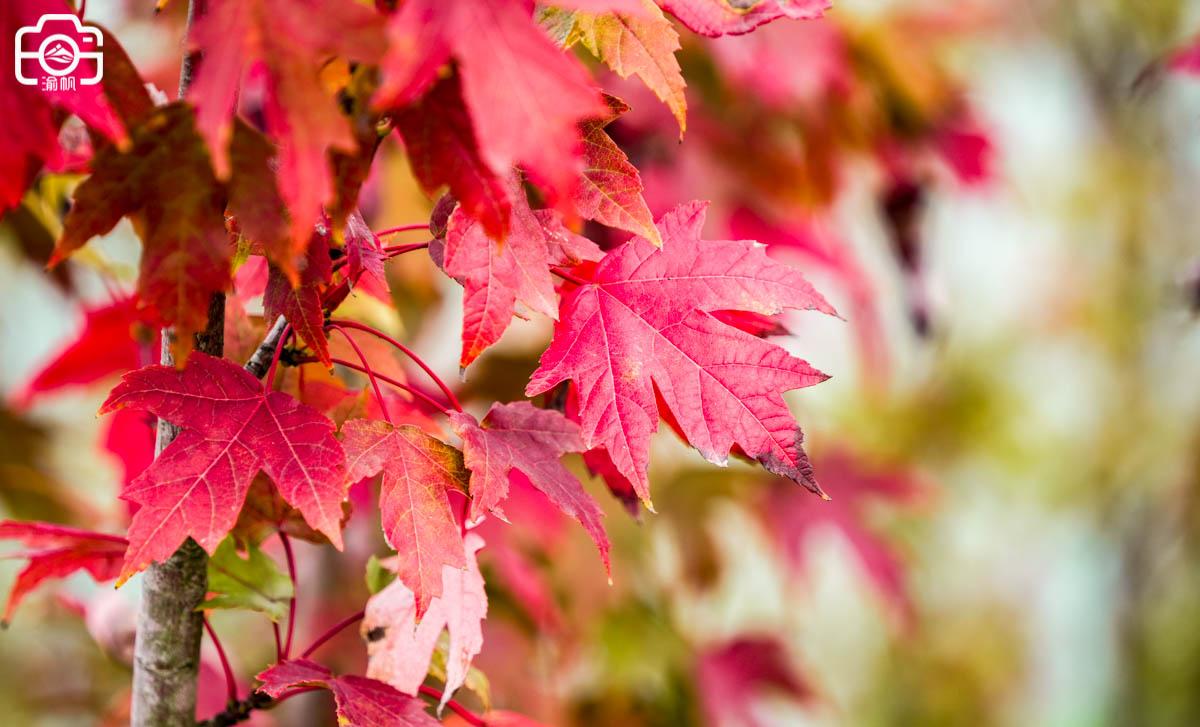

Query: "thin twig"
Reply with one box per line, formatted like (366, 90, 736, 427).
(383, 241, 431, 256)
(203, 617, 239, 703)
(331, 239, 430, 275)
(264, 324, 293, 392)
(299, 610, 365, 659)
(328, 325, 393, 423)
(329, 357, 449, 413)
(551, 266, 588, 287)
(327, 319, 462, 411)
(375, 223, 429, 236)
(279, 532, 297, 659)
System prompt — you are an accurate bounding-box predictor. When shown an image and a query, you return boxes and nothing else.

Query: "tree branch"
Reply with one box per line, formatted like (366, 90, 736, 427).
(195, 690, 274, 727)
(245, 316, 290, 380)
(129, 3, 225, 719)
(132, 294, 225, 726)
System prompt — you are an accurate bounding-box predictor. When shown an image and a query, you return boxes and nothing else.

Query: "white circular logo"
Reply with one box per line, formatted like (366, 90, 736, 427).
(37, 33, 80, 77)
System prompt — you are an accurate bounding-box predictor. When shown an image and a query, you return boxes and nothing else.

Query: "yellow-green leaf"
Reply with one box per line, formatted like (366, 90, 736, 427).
(201, 537, 293, 621)
(365, 554, 397, 595)
(428, 632, 492, 710)
(572, 0, 687, 135)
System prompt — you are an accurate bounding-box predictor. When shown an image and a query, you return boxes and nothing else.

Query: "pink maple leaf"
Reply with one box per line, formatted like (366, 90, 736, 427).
(527, 202, 837, 505)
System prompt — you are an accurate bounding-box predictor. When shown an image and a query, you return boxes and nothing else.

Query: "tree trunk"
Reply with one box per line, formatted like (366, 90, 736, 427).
(131, 294, 225, 726)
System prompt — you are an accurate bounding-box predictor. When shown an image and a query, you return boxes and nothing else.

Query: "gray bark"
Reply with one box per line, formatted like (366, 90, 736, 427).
(131, 294, 225, 726)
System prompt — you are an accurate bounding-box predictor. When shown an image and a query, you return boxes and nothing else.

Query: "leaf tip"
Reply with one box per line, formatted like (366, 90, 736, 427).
(45, 248, 69, 270)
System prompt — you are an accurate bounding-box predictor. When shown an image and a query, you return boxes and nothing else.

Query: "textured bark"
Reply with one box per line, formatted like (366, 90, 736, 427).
(130, 539, 209, 726)
(244, 316, 290, 380)
(131, 293, 225, 726)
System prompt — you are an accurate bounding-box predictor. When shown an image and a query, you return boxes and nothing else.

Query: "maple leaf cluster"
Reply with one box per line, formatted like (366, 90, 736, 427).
(0, 0, 853, 724)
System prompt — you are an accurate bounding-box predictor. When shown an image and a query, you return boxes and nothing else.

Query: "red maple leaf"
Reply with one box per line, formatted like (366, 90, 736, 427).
(341, 419, 469, 615)
(378, 0, 606, 207)
(257, 659, 438, 727)
(527, 202, 836, 504)
(264, 225, 334, 366)
(0, 521, 126, 625)
(99, 353, 347, 578)
(344, 209, 390, 299)
(227, 121, 297, 278)
(440, 180, 602, 368)
(659, 0, 830, 37)
(393, 72, 512, 241)
(13, 295, 153, 406)
(187, 0, 387, 252)
(11, 294, 156, 493)
(449, 402, 610, 572)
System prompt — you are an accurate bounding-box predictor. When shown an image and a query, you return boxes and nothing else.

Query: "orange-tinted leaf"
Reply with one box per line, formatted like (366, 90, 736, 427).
(228, 122, 296, 278)
(571, 0, 687, 133)
(188, 0, 386, 250)
(231, 474, 350, 547)
(576, 112, 661, 245)
(341, 419, 468, 615)
(55, 104, 232, 349)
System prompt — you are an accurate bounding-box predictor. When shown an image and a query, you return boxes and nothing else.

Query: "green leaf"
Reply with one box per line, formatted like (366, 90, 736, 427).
(201, 537, 293, 621)
(365, 554, 396, 595)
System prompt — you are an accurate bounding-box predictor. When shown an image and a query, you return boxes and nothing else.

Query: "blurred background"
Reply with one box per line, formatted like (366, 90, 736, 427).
(5, 0, 1200, 725)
